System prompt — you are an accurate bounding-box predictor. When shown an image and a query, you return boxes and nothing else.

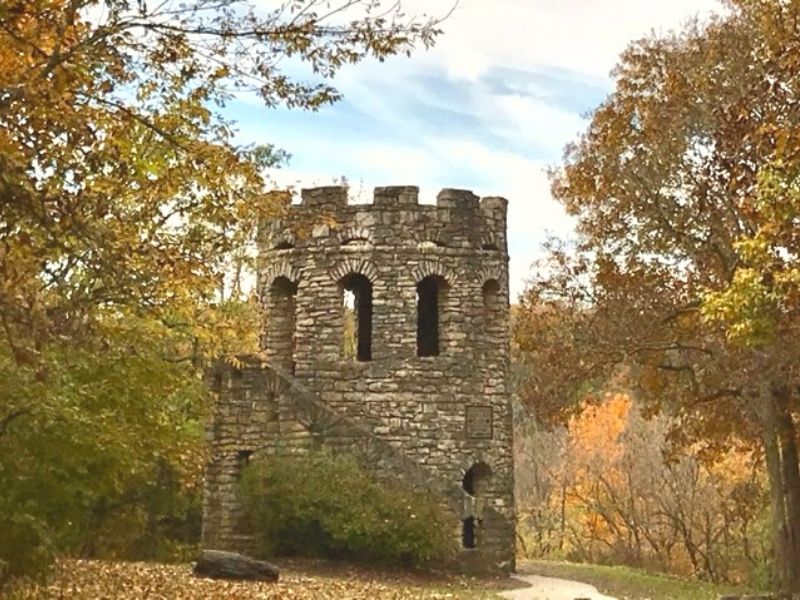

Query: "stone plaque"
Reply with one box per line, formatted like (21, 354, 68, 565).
(465, 406, 493, 439)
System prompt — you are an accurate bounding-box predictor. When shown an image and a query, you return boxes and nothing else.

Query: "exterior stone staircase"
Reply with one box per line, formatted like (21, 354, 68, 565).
(266, 360, 484, 515)
(207, 356, 514, 571)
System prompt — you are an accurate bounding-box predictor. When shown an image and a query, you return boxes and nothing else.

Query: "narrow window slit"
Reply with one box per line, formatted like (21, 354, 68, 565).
(341, 273, 373, 361)
(267, 276, 297, 373)
(482, 279, 501, 338)
(462, 517, 476, 549)
(417, 275, 446, 357)
(482, 279, 500, 312)
(236, 450, 253, 474)
(461, 462, 492, 549)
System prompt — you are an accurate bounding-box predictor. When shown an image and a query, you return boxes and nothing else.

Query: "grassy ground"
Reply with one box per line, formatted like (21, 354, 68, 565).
(520, 559, 755, 600)
(7, 558, 516, 599)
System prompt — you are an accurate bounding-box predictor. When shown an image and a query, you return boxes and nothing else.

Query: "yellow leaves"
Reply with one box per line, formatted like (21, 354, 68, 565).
(224, 355, 245, 371)
(1, 0, 448, 585)
(520, 393, 768, 578)
(701, 163, 800, 346)
(210, 66, 230, 81)
(1, 0, 443, 369)
(775, 129, 789, 159)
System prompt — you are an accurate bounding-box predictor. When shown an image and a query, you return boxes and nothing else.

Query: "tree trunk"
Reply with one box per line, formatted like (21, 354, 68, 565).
(761, 382, 800, 595)
(775, 388, 800, 594)
(193, 550, 280, 582)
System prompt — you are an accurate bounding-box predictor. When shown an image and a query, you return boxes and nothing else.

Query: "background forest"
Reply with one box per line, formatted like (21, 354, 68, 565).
(513, 392, 771, 587)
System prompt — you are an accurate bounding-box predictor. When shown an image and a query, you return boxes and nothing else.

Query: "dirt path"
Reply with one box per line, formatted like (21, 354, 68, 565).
(499, 573, 618, 600)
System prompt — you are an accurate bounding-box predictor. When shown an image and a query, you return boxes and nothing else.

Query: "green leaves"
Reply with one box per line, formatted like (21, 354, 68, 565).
(702, 164, 800, 346)
(0, 312, 209, 582)
(240, 450, 455, 566)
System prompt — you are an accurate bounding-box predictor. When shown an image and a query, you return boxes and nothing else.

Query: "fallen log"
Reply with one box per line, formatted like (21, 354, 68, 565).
(193, 549, 279, 582)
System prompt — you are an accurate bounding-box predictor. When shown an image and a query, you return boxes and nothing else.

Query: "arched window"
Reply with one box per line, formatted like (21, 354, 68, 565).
(463, 462, 492, 496)
(482, 279, 501, 313)
(482, 279, 502, 336)
(267, 276, 297, 373)
(235, 450, 254, 533)
(340, 273, 373, 361)
(416, 275, 447, 357)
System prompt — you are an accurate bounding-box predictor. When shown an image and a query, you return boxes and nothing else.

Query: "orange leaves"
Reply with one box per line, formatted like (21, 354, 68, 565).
(1, 0, 442, 366)
(0, 0, 448, 586)
(567, 393, 631, 465)
(521, 1, 800, 588)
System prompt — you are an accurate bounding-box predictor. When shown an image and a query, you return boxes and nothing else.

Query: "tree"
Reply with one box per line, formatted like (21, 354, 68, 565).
(519, 0, 800, 592)
(0, 0, 442, 583)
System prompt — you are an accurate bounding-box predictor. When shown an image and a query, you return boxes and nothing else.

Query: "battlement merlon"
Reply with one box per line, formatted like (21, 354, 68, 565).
(296, 185, 508, 215)
(257, 185, 508, 252)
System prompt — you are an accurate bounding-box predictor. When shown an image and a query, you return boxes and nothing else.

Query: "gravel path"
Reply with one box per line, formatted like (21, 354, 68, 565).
(499, 573, 618, 600)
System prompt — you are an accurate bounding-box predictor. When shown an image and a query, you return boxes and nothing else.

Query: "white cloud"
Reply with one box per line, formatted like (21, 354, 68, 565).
(406, 0, 723, 80)
(486, 92, 587, 154)
(420, 139, 573, 298)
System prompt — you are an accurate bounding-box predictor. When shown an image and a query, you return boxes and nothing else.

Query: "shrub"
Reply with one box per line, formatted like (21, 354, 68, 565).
(240, 450, 455, 567)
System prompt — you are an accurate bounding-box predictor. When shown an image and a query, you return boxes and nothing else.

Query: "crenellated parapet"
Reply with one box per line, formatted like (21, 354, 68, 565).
(258, 185, 508, 256)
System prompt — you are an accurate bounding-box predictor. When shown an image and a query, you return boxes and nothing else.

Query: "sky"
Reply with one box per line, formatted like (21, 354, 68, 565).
(228, 0, 723, 298)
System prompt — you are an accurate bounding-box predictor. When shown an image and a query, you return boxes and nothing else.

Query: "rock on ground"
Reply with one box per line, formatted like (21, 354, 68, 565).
(193, 549, 279, 582)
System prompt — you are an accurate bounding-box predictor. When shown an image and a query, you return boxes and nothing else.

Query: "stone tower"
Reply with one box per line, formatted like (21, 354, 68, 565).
(202, 186, 516, 572)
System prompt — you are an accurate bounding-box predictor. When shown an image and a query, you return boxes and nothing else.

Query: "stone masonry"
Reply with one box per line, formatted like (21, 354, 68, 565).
(202, 186, 516, 573)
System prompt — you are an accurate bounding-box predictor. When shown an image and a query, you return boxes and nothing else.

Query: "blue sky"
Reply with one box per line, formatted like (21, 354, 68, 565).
(227, 0, 723, 298)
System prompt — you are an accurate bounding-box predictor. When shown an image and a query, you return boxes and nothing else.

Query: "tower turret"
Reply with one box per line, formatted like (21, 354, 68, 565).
(203, 185, 516, 572)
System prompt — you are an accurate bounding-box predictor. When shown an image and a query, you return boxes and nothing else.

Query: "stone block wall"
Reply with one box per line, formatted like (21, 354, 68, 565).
(202, 186, 516, 573)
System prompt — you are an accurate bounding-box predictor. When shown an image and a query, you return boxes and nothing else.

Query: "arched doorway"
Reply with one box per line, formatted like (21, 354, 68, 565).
(462, 461, 492, 549)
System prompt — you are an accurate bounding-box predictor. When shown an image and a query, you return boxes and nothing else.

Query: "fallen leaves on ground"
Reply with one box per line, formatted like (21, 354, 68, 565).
(9, 558, 514, 599)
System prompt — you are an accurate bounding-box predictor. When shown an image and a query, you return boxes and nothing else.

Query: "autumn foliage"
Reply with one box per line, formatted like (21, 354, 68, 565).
(515, 394, 770, 586)
(8, 558, 502, 599)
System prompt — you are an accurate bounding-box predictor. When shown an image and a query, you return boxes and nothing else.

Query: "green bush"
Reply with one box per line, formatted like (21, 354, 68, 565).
(240, 450, 455, 567)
